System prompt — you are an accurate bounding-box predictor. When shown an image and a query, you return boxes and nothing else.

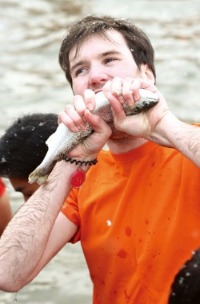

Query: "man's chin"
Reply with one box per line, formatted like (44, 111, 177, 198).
(107, 123, 132, 140)
(109, 130, 130, 140)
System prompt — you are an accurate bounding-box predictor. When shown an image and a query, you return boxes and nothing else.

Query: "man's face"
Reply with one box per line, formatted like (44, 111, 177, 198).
(9, 177, 39, 202)
(69, 30, 142, 95)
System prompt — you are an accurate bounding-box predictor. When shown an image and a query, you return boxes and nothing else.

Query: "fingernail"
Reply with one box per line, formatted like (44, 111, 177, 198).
(87, 103, 93, 111)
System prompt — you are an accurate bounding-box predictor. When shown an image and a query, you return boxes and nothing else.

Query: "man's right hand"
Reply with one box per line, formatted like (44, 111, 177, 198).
(58, 89, 112, 161)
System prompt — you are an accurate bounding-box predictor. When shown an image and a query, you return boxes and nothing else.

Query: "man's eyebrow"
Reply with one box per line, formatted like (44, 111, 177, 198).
(101, 50, 121, 56)
(70, 50, 121, 74)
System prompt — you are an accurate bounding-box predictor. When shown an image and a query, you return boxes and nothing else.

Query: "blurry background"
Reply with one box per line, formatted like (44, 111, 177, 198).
(0, 0, 200, 303)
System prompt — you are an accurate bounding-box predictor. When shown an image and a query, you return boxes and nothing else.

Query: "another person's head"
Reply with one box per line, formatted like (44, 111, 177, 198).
(59, 15, 156, 90)
(0, 113, 58, 200)
(169, 248, 200, 304)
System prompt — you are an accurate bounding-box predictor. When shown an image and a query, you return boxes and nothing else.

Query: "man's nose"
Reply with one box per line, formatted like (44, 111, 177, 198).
(88, 66, 109, 88)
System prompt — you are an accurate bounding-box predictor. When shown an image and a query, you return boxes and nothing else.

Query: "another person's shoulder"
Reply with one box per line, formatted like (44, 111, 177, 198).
(0, 178, 6, 197)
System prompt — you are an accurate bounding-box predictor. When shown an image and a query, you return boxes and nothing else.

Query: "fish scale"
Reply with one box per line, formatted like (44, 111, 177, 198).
(29, 90, 159, 185)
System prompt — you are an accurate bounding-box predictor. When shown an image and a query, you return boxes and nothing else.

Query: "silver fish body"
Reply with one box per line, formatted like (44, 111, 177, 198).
(29, 90, 159, 185)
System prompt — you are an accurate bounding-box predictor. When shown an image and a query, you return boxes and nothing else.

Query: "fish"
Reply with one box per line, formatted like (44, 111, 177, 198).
(29, 89, 159, 185)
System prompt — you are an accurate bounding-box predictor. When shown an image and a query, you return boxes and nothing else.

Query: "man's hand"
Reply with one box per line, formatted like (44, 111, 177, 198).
(59, 90, 112, 160)
(102, 77, 170, 143)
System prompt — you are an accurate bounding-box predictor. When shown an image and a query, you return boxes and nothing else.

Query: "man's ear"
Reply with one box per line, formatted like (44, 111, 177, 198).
(140, 64, 155, 83)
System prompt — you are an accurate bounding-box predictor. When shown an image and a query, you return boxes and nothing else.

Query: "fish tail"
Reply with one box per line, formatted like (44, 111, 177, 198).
(28, 169, 49, 185)
(29, 160, 56, 185)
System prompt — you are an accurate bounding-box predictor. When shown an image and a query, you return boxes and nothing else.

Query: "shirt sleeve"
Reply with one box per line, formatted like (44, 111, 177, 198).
(61, 187, 81, 243)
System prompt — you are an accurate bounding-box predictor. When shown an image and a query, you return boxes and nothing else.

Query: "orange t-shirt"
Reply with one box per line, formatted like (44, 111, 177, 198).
(0, 178, 6, 197)
(61, 141, 200, 304)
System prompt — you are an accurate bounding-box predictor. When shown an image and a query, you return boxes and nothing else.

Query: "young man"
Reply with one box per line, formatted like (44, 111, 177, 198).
(0, 16, 200, 304)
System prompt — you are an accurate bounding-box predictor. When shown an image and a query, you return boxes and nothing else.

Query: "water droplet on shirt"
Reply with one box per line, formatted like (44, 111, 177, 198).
(117, 249, 127, 259)
(106, 220, 112, 226)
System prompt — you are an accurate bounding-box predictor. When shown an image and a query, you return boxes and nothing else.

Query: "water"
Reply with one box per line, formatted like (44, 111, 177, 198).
(0, 0, 200, 302)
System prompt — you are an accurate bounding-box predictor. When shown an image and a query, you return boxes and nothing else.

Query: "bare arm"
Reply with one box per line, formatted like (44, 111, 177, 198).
(0, 189, 12, 236)
(0, 161, 79, 292)
(150, 112, 200, 167)
(0, 98, 111, 292)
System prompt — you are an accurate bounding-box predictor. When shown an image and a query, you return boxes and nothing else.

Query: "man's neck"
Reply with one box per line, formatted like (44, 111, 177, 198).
(107, 137, 148, 154)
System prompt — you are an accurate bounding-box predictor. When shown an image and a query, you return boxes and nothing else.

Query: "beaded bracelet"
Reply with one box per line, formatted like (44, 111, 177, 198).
(60, 153, 97, 166)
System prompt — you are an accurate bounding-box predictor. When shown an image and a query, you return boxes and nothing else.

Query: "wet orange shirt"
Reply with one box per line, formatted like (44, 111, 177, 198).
(62, 141, 200, 304)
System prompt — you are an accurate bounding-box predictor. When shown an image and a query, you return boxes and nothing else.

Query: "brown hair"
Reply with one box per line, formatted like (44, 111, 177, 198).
(59, 15, 156, 86)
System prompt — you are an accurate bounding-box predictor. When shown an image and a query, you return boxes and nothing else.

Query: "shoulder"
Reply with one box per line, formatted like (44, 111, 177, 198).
(0, 178, 6, 197)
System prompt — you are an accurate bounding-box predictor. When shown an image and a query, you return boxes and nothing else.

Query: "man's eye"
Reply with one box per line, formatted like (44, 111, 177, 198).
(105, 57, 118, 63)
(75, 67, 88, 76)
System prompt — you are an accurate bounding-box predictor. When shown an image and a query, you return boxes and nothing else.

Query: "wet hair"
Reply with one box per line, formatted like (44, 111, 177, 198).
(168, 248, 200, 303)
(0, 113, 58, 179)
(59, 15, 156, 87)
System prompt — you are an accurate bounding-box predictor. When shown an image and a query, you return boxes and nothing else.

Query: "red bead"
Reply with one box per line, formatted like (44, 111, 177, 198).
(71, 169, 86, 188)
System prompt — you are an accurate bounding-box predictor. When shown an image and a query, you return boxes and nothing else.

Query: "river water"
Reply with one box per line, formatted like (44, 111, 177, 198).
(0, 0, 200, 303)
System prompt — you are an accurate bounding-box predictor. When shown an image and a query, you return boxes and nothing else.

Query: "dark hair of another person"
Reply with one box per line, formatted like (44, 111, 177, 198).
(0, 113, 57, 179)
(168, 248, 200, 304)
(59, 15, 156, 87)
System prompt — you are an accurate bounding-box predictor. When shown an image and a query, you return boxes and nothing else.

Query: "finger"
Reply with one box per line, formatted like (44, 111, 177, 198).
(103, 80, 111, 91)
(73, 95, 86, 115)
(106, 92, 126, 123)
(102, 85, 126, 121)
(103, 79, 123, 100)
(121, 78, 134, 106)
(110, 77, 122, 96)
(131, 78, 156, 101)
(130, 79, 142, 101)
(58, 111, 80, 133)
(84, 89, 96, 111)
(84, 109, 112, 136)
(108, 77, 135, 106)
(64, 105, 86, 131)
